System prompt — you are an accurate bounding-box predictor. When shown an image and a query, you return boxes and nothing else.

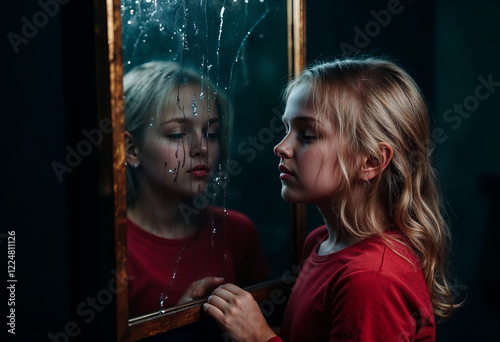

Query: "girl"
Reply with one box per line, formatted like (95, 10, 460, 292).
(203, 57, 458, 341)
(124, 61, 269, 318)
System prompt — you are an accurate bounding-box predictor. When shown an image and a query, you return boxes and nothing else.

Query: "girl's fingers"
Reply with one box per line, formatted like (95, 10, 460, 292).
(203, 276, 225, 289)
(203, 302, 224, 321)
(205, 284, 248, 315)
(211, 285, 236, 303)
(211, 283, 246, 302)
(204, 285, 276, 342)
(218, 283, 245, 295)
(206, 293, 230, 312)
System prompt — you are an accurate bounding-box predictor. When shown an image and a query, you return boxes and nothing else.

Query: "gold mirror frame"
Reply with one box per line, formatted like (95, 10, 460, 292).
(94, 0, 306, 340)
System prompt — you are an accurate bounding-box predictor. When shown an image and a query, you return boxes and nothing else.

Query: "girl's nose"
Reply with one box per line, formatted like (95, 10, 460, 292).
(190, 132, 207, 157)
(274, 135, 292, 158)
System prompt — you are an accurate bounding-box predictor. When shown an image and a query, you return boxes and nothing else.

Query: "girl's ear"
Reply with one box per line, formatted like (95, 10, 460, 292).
(125, 131, 141, 167)
(357, 142, 393, 181)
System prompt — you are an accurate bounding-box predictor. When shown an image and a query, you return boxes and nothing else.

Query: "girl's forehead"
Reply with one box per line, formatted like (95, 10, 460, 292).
(283, 88, 316, 122)
(287, 82, 311, 103)
(160, 85, 219, 122)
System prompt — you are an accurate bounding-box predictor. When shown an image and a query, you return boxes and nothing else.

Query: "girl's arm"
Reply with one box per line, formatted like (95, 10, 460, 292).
(329, 271, 435, 341)
(203, 283, 280, 342)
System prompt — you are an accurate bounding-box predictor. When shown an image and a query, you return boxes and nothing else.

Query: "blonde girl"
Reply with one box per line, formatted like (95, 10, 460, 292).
(203, 56, 457, 341)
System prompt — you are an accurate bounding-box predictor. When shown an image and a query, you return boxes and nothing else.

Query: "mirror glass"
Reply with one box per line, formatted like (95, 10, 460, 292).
(120, 0, 290, 319)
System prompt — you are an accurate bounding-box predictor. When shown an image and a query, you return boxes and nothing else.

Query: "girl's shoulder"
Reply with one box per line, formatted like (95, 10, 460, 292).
(204, 206, 260, 245)
(205, 206, 256, 230)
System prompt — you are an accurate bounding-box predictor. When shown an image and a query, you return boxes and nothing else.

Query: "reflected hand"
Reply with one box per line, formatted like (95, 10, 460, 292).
(178, 276, 226, 305)
(203, 283, 277, 342)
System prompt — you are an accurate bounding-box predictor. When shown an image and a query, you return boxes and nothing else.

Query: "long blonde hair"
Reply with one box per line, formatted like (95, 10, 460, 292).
(287, 56, 457, 319)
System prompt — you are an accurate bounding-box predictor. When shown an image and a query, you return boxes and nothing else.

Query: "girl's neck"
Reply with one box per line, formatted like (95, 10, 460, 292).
(316, 205, 357, 256)
(128, 190, 198, 239)
(315, 191, 389, 256)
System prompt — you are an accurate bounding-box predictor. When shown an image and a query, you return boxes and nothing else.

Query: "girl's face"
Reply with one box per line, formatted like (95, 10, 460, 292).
(274, 83, 343, 208)
(138, 85, 221, 199)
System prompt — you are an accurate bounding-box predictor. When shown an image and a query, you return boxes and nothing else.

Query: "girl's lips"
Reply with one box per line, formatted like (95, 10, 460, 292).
(279, 172, 293, 181)
(189, 165, 208, 178)
(279, 164, 294, 180)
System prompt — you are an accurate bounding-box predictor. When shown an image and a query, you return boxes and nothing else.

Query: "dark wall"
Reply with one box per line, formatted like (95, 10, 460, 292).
(3, 1, 69, 341)
(433, 0, 500, 340)
(3, 1, 108, 341)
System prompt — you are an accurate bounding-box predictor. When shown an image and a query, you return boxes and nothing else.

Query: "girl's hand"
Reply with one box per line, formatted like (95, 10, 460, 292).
(203, 283, 277, 342)
(178, 276, 226, 305)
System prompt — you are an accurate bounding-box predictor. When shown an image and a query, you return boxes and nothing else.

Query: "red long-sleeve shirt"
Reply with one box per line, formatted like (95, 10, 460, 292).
(127, 206, 270, 318)
(278, 225, 435, 342)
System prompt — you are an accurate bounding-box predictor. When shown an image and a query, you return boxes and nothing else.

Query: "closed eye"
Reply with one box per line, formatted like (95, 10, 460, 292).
(165, 133, 186, 140)
(298, 133, 317, 143)
(206, 131, 220, 140)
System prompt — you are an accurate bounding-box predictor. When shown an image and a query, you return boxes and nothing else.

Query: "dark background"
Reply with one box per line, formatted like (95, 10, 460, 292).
(2, 0, 499, 341)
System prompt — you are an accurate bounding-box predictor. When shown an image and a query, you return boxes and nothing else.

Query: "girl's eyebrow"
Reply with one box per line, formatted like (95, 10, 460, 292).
(293, 116, 317, 124)
(207, 118, 221, 125)
(282, 115, 318, 125)
(160, 117, 221, 126)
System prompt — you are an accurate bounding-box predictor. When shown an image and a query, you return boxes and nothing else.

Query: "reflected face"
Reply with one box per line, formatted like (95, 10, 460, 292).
(273, 83, 342, 207)
(138, 85, 220, 199)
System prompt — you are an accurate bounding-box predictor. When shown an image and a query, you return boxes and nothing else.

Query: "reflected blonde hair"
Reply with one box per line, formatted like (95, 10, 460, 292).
(286, 56, 457, 319)
(123, 60, 230, 207)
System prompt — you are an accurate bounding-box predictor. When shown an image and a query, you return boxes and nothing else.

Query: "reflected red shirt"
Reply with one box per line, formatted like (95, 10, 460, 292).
(127, 206, 270, 317)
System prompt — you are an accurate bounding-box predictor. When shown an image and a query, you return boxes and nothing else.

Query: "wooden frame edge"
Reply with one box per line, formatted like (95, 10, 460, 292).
(288, 0, 307, 266)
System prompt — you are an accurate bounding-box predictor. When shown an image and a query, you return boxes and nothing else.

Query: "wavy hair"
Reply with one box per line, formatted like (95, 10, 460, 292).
(286, 56, 457, 319)
(123, 60, 230, 207)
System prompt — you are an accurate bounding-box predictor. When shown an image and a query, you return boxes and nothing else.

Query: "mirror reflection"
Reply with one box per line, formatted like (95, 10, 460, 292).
(120, 0, 287, 319)
(124, 61, 270, 317)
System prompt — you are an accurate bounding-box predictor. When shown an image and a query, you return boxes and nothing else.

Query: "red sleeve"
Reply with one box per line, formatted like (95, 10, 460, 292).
(329, 271, 434, 341)
(267, 337, 283, 342)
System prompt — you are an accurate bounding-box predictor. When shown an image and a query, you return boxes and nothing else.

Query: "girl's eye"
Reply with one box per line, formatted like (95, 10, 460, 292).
(299, 134, 317, 143)
(165, 133, 185, 140)
(205, 130, 220, 140)
(298, 129, 317, 143)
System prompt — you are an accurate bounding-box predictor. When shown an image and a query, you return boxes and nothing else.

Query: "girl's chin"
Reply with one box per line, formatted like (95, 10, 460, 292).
(281, 187, 319, 205)
(281, 189, 302, 203)
(188, 182, 211, 195)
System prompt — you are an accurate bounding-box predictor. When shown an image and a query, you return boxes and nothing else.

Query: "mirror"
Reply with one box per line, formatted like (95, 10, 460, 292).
(95, 0, 305, 340)
(120, 0, 289, 320)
